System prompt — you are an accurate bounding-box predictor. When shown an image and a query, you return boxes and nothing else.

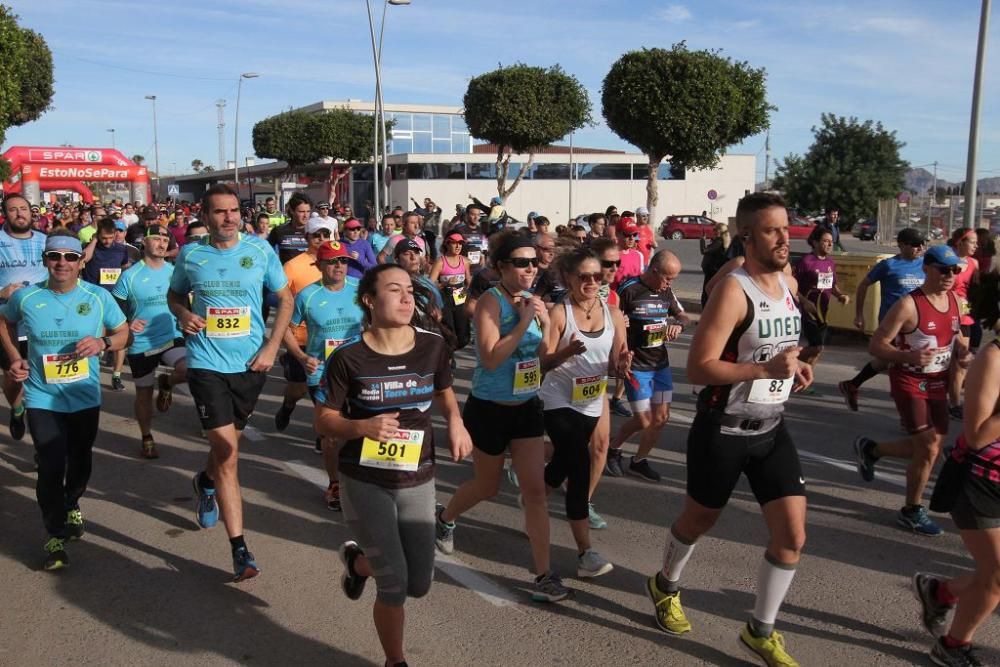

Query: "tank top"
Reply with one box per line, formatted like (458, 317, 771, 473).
(700, 268, 801, 422)
(890, 289, 960, 381)
(951, 255, 978, 325)
(539, 300, 614, 417)
(438, 255, 467, 306)
(951, 339, 1000, 482)
(471, 287, 544, 402)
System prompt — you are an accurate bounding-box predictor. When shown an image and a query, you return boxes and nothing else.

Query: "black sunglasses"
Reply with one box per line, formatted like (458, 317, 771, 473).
(310, 229, 333, 238)
(600, 259, 621, 268)
(927, 263, 961, 275)
(504, 257, 540, 269)
(320, 257, 350, 266)
(44, 251, 82, 262)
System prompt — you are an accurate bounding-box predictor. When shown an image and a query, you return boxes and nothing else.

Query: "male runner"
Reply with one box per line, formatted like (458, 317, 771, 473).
(376, 211, 426, 264)
(82, 217, 134, 391)
(646, 193, 810, 666)
(268, 193, 312, 265)
(853, 244, 970, 537)
(111, 224, 188, 459)
(169, 184, 293, 582)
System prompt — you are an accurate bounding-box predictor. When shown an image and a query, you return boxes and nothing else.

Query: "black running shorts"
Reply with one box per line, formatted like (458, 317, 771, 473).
(463, 394, 545, 456)
(187, 368, 267, 431)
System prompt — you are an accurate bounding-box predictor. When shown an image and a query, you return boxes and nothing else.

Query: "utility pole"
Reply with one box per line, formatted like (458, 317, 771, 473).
(963, 0, 992, 228)
(763, 130, 771, 189)
(216, 99, 226, 170)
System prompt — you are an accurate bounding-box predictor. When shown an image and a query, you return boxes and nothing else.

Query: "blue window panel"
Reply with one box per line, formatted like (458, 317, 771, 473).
(433, 115, 451, 139)
(412, 132, 432, 153)
(453, 115, 468, 131)
(432, 139, 451, 154)
(451, 133, 470, 153)
(392, 137, 413, 154)
(412, 113, 431, 131)
(392, 113, 412, 131)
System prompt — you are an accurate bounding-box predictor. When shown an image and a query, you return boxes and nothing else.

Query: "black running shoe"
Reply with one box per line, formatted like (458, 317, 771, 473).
(605, 449, 624, 477)
(339, 540, 368, 600)
(274, 402, 294, 432)
(9, 408, 25, 441)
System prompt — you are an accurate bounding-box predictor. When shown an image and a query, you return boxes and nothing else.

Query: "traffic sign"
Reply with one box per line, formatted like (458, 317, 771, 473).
(167, 184, 180, 197)
(896, 192, 910, 204)
(707, 189, 718, 200)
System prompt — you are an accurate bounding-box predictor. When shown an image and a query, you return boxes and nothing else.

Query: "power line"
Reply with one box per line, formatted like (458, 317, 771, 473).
(52, 50, 234, 82)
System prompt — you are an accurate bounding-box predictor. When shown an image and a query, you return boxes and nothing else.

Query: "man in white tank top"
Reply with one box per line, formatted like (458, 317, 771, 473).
(645, 193, 812, 667)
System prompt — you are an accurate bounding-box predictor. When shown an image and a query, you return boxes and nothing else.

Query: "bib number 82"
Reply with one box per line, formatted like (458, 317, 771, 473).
(768, 379, 784, 393)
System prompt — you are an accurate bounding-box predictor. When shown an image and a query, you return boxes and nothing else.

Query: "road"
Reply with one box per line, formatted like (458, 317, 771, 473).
(1, 314, 997, 666)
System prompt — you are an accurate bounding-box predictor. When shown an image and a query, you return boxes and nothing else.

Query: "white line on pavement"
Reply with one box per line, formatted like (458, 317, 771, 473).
(243, 425, 266, 442)
(284, 460, 520, 609)
(798, 449, 907, 489)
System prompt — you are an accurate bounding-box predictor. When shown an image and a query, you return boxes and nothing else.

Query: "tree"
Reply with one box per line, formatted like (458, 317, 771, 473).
(463, 64, 591, 199)
(131, 155, 145, 165)
(191, 159, 204, 173)
(601, 43, 771, 220)
(201, 165, 215, 173)
(0, 5, 54, 180)
(772, 114, 908, 226)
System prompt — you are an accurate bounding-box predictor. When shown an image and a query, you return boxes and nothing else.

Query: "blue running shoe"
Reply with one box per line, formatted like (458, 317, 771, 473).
(898, 506, 943, 537)
(192, 472, 218, 529)
(232, 546, 260, 582)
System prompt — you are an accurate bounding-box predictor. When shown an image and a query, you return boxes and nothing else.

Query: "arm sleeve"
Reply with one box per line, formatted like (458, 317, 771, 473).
(866, 259, 887, 284)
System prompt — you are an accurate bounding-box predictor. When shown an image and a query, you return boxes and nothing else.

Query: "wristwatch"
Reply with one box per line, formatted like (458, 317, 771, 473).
(101, 336, 113, 351)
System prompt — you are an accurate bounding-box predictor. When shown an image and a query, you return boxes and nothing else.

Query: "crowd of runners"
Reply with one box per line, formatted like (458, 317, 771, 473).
(1, 187, 999, 667)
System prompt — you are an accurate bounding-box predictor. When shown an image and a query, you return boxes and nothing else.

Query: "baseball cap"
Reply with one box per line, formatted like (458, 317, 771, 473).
(114, 220, 127, 231)
(490, 196, 503, 206)
(142, 206, 159, 221)
(897, 227, 926, 246)
(445, 232, 465, 243)
(315, 240, 349, 261)
(923, 244, 960, 267)
(635, 206, 649, 216)
(305, 217, 337, 235)
(45, 235, 83, 253)
(144, 224, 171, 238)
(620, 221, 640, 236)
(343, 218, 363, 230)
(527, 211, 538, 220)
(317, 202, 331, 210)
(394, 239, 423, 257)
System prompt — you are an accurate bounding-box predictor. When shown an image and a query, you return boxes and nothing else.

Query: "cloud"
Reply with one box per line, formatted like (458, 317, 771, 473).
(657, 4, 692, 23)
(851, 16, 927, 36)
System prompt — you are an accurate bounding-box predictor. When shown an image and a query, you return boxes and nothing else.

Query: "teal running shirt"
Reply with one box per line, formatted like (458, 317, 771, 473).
(290, 278, 363, 386)
(112, 260, 179, 355)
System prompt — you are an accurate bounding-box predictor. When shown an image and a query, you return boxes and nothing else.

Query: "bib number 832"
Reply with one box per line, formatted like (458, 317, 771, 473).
(215, 317, 241, 329)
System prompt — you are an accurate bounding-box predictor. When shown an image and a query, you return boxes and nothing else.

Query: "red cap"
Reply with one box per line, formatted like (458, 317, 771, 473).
(619, 221, 639, 236)
(445, 232, 465, 243)
(343, 218, 363, 230)
(316, 240, 349, 261)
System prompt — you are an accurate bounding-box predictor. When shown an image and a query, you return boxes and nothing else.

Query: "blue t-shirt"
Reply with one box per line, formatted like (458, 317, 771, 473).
(4, 280, 126, 412)
(82, 242, 132, 291)
(866, 255, 926, 320)
(290, 279, 363, 386)
(369, 232, 391, 254)
(112, 260, 179, 355)
(0, 228, 47, 291)
(169, 234, 288, 373)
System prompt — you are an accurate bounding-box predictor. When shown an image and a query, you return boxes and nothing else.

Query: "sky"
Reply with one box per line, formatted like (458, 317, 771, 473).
(6, 0, 1000, 184)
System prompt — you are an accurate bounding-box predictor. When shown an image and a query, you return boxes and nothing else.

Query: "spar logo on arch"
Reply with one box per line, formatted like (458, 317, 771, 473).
(28, 149, 104, 163)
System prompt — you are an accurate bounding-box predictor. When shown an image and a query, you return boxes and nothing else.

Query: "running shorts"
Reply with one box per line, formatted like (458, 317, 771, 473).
(187, 368, 267, 431)
(463, 394, 544, 456)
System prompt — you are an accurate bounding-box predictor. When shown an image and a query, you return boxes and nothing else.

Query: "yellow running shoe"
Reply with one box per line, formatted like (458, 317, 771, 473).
(738, 624, 799, 667)
(646, 574, 692, 635)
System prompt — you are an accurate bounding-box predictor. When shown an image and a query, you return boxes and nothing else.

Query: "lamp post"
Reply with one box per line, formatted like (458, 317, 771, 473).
(106, 128, 116, 150)
(144, 95, 159, 200)
(963, 0, 991, 228)
(366, 0, 411, 220)
(234, 72, 260, 198)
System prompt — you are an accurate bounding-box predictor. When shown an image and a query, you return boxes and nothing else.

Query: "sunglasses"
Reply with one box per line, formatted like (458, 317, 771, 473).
(311, 230, 332, 238)
(601, 259, 622, 268)
(44, 251, 81, 262)
(187, 233, 208, 241)
(576, 272, 601, 283)
(320, 258, 350, 266)
(625, 234, 639, 240)
(504, 257, 540, 269)
(927, 263, 961, 275)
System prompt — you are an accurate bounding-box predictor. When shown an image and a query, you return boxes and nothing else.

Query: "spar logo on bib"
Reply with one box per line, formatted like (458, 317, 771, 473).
(786, 295, 795, 311)
(77, 303, 91, 316)
(240, 256, 254, 269)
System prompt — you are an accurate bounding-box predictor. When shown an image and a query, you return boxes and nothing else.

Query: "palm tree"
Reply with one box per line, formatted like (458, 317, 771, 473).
(191, 159, 204, 172)
(131, 154, 145, 165)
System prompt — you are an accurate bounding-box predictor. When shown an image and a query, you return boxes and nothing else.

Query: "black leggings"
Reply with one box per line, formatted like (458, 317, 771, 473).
(441, 300, 470, 350)
(543, 408, 599, 521)
(28, 407, 101, 537)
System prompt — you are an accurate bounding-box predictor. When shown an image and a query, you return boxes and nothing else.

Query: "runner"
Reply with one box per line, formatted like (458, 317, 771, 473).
(111, 224, 188, 459)
(395, 240, 443, 320)
(539, 247, 629, 577)
(435, 230, 571, 602)
(429, 231, 472, 350)
(341, 218, 378, 279)
(168, 184, 293, 582)
(794, 228, 850, 371)
(0, 232, 130, 570)
(81, 217, 133, 392)
(268, 193, 312, 265)
(450, 206, 489, 271)
(646, 193, 810, 666)
(853, 245, 971, 537)
(315, 263, 471, 667)
(604, 250, 684, 482)
(947, 228, 979, 421)
(0, 194, 47, 440)
(913, 323, 1000, 666)
(377, 211, 426, 264)
(838, 228, 926, 411)
(283, 240, 362, 510)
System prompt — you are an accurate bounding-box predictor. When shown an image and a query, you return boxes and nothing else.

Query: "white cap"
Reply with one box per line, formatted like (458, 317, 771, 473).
(635, 206, 649, 216)
(306, 217, 337, 235)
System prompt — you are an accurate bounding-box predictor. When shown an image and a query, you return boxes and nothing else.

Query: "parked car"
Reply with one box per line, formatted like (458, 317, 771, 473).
(659, 214, 720, 240)
(787, 215, 817, 240)
(854, 219, 877, 240)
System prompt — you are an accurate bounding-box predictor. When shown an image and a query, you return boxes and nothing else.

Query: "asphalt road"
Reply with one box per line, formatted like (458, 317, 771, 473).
(1, 318, 997, 666)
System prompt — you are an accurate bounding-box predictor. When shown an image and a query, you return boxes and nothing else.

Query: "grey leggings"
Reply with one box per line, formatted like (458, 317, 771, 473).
(341, 476, 436, 606)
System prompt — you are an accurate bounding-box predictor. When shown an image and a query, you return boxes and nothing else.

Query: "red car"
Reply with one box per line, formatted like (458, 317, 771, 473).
(787, 215, 817, 240)
(659, 214, 719, 240)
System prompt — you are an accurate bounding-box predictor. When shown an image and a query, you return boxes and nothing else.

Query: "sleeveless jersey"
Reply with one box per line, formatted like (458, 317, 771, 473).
(471, 287, 543, 402)
(952, 255, 978, 326)
(889, 289, 960, 398)
(539, 300, 614, 417)
(950, 339, 1000, 483)
(700, 268, 801, 421)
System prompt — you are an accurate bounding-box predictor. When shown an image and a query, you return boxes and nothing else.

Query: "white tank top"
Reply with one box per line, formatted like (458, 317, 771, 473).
(540, 300, 615, 417)
(716, 268, 801, 420)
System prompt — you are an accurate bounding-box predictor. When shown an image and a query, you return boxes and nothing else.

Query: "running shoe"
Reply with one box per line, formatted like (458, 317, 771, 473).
(609, 397, 633, 418)
(605, 449, 624, 477)
(506, 463, 520, 489)
(274, 402, 294, 432)
(588, 503, 607, 530)
(532, 571, 571, 602)
(913, 572, 953, 638)
(930, 638, 984, 667)
(898, 506, 943, 537)
(577, 550, 613, 578)
(314, 437, 323, 455)
(141, 435, 159, 460)
(65, 508, 84, 541)
(324, 482, 341, 512)
(853, 436, 877, 482)
(192, 472, 218, 529)
(9, 407, 25, 441)
(111, 374, 126, 392)
(646, 574, 692, 635)
(948, 405, 964, 422)
(628, 457, 661, 483)
(738, 624, 799, 666)
(838, 380, 859, 412)
(42, 537, 68, 571)
(232, 546, 260, 582)
(435, 503, 455, 554)
(338, 540, 368, 600)
(155, 375, 172, 412)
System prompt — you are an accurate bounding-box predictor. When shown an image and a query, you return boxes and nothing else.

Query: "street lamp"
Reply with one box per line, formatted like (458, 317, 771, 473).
(106, 128, 115, 150)
(233, 72, 260, 197)
(367, 0, 411, 219)
(144, 95, 159, 200)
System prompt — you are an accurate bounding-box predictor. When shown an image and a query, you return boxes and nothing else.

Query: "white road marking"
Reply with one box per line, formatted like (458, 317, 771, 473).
(285, 460, 521, 609)
(798, 449, 908, 489)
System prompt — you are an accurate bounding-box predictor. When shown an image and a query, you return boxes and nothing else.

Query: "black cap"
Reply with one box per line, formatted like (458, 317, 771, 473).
(897, 227, 926, 246)
(394, 239, 423, 257)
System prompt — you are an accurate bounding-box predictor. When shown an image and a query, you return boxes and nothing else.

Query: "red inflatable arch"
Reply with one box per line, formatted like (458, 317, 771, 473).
(2, 146, 151, 205)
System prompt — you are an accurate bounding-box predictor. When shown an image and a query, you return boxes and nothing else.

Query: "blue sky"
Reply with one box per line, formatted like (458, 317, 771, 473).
(6, 0, 1000, 184)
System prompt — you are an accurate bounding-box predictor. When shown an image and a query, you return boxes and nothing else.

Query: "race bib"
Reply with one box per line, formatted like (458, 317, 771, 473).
(747, 376, 793, 404)
(43, 353, 89, 384)
(100, 268, 121, 285)
(922, 347, 952, 374)
(324, 338, 348, 359)
(206, 306, 251, 338)
(360, 429, 424, 471)
(452, 289, 467, 306)
(816, 272, 834, 290)
(467, 250, 482, 264)
(643, 322, 666, 348)
(571, 374, 607, 405)
(513, 358, 541, 395)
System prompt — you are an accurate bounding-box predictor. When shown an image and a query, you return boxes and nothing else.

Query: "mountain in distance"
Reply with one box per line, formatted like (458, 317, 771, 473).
(905, 167, 1000, 195)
